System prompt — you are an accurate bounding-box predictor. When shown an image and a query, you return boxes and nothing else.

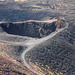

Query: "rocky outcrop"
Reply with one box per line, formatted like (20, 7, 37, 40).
(0, 17, 66, 38)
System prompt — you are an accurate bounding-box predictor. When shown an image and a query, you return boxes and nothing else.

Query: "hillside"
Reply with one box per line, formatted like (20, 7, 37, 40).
(0, 0, 75, 75)
(26, 23, 75, 75)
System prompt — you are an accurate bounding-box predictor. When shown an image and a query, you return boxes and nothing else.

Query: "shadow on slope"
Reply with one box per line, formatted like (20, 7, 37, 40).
(0, 18, 66, 38)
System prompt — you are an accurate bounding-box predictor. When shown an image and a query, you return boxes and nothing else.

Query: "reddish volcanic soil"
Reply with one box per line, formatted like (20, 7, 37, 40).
(0, 53, 36, 75)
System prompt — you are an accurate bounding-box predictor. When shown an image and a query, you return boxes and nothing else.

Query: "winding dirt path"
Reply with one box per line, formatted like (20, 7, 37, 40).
(21, 22, 68, 75)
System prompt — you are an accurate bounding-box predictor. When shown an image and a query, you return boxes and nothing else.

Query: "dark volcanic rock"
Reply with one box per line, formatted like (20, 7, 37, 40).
(0, 18, 66, 38)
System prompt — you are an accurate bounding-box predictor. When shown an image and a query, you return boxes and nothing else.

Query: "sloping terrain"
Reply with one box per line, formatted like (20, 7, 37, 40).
(26, 23, 75, 75)
(0, 0, 75, 75)
(0, 17, 69, 75)
(0, 42, 36, 75)
(0, 55, 26, 75)
(0, 19, 75, 75)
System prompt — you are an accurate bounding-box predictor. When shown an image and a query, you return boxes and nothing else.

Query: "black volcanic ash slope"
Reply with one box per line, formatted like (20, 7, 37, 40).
(0, 18, 66, 38)
(26, 23, 75, 75)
